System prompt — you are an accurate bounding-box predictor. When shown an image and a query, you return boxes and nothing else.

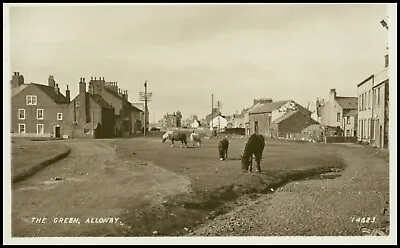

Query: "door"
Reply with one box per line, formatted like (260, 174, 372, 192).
(55, 126, 61, 138)
(379, 126, 383, 148)
(254, 121, 259, 134)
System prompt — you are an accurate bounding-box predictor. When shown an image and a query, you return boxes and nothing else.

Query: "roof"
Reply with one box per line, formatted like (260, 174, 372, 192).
(131, 103, 145, 112)
(234, 113, 245, 118)
(243, 102, 262, 113)
(343, 109, 358, 117)
(248, 100, 311, 116)
(104, 87, 143, 112)
(335, 97, 358, 110)
(11, 84, 29, 98)
(32, 83, 70, 104)
(272, 110, 299, 124)
(88, 93, 114, 109)
(357, 74, 374, 88)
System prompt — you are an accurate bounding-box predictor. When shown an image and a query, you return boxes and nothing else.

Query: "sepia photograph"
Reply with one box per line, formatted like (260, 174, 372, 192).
(3, 3, 396, 245)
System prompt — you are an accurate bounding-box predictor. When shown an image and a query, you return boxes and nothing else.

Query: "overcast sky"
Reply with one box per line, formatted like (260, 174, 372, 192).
(8, 4, 389, 122)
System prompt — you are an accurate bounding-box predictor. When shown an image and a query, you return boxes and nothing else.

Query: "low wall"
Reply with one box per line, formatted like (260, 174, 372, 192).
(325, 136, 357, 143)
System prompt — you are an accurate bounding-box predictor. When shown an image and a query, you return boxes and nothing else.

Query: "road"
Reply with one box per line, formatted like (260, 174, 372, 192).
(190, 144, 390, 236)
(11, 139, 190, 237)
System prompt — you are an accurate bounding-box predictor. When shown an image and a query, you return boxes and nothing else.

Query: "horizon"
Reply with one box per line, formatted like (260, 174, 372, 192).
(7, 4, 389, 121)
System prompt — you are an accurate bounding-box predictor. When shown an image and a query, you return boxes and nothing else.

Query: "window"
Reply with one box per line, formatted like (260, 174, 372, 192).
(346, 116, 350, 124)
(377, 88, 380, 107)
(18, 109, 25, 120)
(18, 124, 25, 134)
(26, 95, 37, 105)
(57, 113, 63, 121)
(337, 113, 341, 122)
(37, 109, 44, 120)
(368, 90, 371, 109)
(37, 124, 44, 134)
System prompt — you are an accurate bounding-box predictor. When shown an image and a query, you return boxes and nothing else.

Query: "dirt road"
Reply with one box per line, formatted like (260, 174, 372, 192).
(190, 144, 390, 236)
(11, 139, 190, 237)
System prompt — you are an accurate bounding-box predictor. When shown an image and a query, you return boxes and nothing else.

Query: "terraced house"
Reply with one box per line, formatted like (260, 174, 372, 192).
(11, 73, 71, 138)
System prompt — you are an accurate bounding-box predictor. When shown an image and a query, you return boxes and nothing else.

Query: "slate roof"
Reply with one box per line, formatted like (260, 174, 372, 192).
(104, 87, 143, 112)
(11, 84, 29, 98)
(335, 97, 358, 110)
(32, 83, 70, 104)
(343, 109, 358, 117)
(88, 93, 114, 109)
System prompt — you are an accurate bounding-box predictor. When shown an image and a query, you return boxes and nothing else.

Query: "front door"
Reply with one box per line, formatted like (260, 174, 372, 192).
(55, 126, 61, 138)
(254, 121, 259, 134)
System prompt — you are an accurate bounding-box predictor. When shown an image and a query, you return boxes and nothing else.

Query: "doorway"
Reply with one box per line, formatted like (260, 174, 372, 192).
(55, 126, 61, 138)
(379, 126, 383, 148)
(254, 121, 259, 134)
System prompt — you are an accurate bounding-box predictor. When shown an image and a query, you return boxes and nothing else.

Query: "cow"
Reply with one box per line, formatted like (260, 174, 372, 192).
(241, 134, 265, 173)
(218, 137, 229, 161)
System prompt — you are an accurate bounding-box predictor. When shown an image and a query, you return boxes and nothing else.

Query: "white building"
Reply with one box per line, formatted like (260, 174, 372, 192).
(209, 116, 228, 132)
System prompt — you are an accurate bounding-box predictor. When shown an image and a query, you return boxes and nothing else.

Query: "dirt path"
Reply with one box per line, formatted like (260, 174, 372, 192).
(12, 139, 190, 237)
(190, 145, 389, 236)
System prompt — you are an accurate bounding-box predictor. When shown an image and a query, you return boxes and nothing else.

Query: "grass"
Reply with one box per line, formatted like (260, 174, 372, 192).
(111, 137, 346, 236)
(11, 138, 70, 183)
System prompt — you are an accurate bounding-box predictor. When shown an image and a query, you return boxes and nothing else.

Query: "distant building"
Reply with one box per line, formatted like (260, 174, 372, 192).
(209, 115, 228, 132)
(246, 99, 314, 138)
(161, 111, 182, 128)
(205, 108, 220, 128)
(319, 89, 358, 136)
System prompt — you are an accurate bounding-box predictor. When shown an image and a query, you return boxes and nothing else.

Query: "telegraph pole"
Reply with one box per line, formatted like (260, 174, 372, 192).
(217, 100, 221, 135)
(211, 94, 214, 133)
(144, 81, 148, 137)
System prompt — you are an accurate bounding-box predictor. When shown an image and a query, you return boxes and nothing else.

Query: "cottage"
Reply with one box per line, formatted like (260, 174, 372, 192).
(11, 73, 71, 138)
(209, 116, 228, 132)
(246, 99, 313, 138)
(70, 78, 115, 139)
(87, 78, 143, 136)
(319, 89, 358, 136)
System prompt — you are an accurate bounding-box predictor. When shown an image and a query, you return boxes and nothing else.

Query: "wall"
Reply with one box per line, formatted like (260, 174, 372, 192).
(248, 113, 270, 135)
(357, 76, 374, 143)
(372, 80, 389, 148)
(11, 85, 72, 138)
(325, 136, 357, 143)
(342, 115, 357, 137)
(320, 98, 344, 128)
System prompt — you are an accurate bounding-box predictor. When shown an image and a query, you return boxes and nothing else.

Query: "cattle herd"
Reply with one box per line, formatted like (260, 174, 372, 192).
(161, 131, 266, 173)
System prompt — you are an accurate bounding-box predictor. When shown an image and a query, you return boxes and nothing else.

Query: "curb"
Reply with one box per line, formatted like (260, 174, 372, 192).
(12, 147, 72, 184)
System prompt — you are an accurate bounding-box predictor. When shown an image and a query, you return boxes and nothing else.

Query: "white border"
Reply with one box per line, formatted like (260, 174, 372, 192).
(3, 3, 397, 245)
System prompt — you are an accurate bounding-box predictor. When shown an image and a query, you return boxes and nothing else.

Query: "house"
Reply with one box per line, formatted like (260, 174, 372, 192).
(161, 111, 182, 128)
(319, 89, 358, 136)
(11, 73, 71, 138)
(70, 77, 115, 139)
(246, 99, 313, 137)
(209, 115, 228, 132)
(87, 77, 143, 136)
(357, 66, 389, 148)
(243, 98, 273, 136)
(232, 112, 245, 128)
(205, 108, 220, 128)
(191, 119, 201, 129)
(131, 102, 147, 132)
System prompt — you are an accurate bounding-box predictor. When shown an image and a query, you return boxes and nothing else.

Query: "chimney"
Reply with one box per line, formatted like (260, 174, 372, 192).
(259, 98, 273, 104)
(54, 83, 60, 94)
(11, 72, 25, 88)
(385, 54, 389, 68)
(253, 99, 260, 105)
(79, 77, 86, 95)
(330, 89, 337, 100)
(123, 90, 128, 101)
(66, 85, 70, 102)
(48, 75, 56, 88)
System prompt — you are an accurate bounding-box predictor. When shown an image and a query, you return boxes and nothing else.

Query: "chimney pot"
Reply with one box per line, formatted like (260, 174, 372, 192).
(83, 78, 85, 82)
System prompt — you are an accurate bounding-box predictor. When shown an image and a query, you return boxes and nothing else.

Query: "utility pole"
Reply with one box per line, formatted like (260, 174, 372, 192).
(144, 81, 148, 137)
(211, 94, 214, 135)
(217, 100, 221, 135)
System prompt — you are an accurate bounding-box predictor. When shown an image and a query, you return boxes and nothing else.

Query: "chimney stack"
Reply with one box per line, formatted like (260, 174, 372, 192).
(66, 85, 70, 102)
(54, 83, 60, 94)
(329, 89, 337, 100)
(79, 77, 86, 95)
(48, 75, 56, 88)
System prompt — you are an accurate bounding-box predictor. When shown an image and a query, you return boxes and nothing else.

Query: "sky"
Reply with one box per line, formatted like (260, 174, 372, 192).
(7, 4, 389, 122)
